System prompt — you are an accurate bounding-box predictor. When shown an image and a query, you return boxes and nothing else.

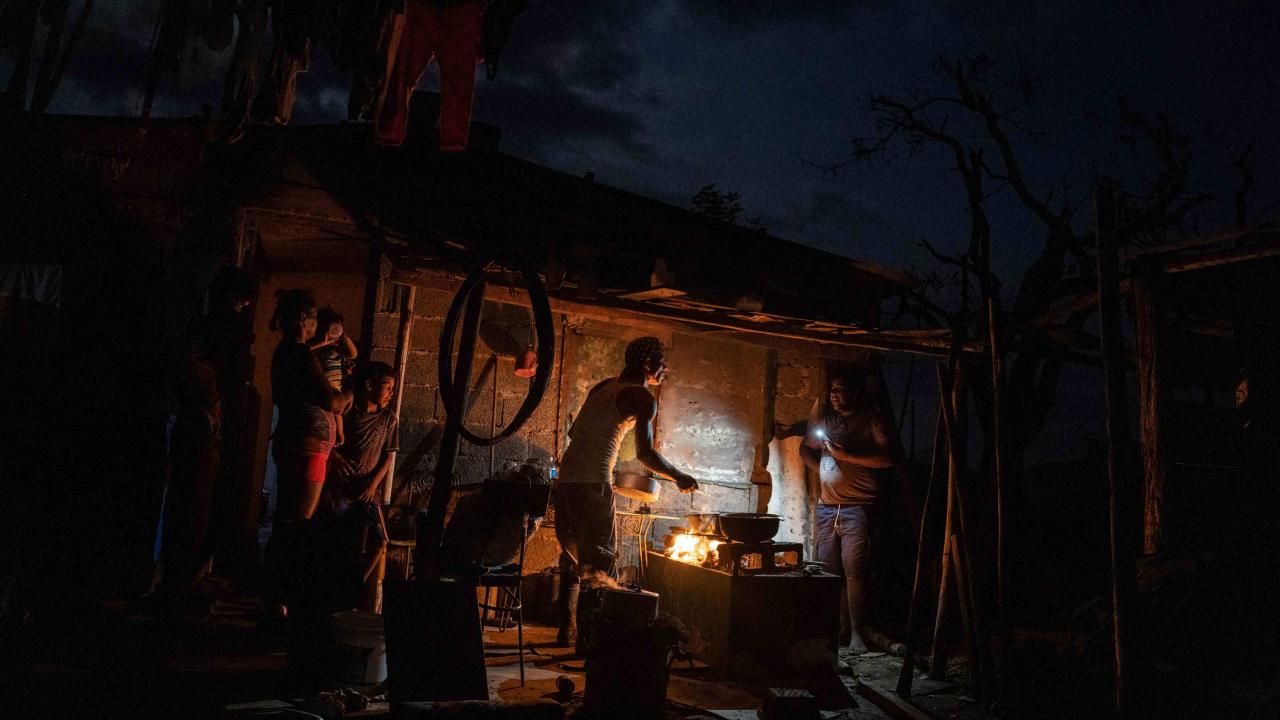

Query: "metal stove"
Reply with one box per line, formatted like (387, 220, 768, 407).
(712, 540, 804, 575)
(643, 540, 841, 682)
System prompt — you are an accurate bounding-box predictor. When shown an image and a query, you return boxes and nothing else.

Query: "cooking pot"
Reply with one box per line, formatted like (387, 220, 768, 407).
(718, 513, 781, 543)
(612, 469, 661, 503)
(685, 512, 722, 536)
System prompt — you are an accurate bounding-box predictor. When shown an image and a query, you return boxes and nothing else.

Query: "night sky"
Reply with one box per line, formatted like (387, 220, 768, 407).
(28, 1, 1280, 282)
(8, 0, 1280, 461)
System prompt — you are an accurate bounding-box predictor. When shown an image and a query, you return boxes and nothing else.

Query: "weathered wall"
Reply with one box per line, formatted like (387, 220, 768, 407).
(372, 280, 566, 571)
(767, 351, 825, 555)
(625, 332, 768, 549)
(375, 273, 865, 575)
(657, 332, 769, 486)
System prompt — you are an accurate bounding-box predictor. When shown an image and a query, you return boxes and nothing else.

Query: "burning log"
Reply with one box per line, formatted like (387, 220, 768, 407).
(665, 532, 723, 566)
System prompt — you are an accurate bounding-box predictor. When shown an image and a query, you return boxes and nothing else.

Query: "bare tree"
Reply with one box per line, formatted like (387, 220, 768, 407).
(837, 56, 1215, 545)
(2, 0, 96, 115)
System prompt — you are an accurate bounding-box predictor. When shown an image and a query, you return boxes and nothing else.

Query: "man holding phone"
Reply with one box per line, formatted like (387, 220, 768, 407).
(799, 369, 899, 655)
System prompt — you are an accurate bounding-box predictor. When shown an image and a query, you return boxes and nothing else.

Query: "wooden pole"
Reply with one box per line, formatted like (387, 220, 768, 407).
(929, 526, 953, 681)
(1096, 186, 1134, 716)
(897, 398, 948, 695)
(386, 284, 416, 504)
(1133, 272, 1166, 556)
(986, 295, 1009, 687)
(949, 534, 978, 681)
(939, 363, 992, 709)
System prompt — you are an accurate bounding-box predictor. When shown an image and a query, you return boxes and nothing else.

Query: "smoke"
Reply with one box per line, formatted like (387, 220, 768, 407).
(581, 569, 622, 591)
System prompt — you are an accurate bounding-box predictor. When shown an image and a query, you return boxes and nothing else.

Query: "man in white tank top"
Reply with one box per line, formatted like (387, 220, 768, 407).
(554, 336, 699, 647)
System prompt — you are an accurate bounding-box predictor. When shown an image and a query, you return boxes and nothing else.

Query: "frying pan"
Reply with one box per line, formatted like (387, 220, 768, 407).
(718, 513, 781, 543)
(612, 469, 661, 503)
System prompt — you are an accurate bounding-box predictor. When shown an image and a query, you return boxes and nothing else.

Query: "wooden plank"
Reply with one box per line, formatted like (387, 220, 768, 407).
(390, 265, 889, 361)
(858, 678, 936, 720)
(1161, 242, 1280, 274)
(1125, 226, 1280, 259)
(1133, 273, 1166, 556)
(387, 264, 987, 358)
(616, 286, 688, 301)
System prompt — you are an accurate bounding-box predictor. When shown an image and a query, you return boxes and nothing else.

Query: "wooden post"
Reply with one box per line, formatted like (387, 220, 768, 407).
(897, 399, 948, 696)
(386, 283, 416, 504)
(1096, 186, 1134, 715)
(938, 363, 992, 709)
(949, 535, 978, 682)
(929, 528, 953, 681)
(1133, 271, 1166, 557)
(986, 296, 1008, 683)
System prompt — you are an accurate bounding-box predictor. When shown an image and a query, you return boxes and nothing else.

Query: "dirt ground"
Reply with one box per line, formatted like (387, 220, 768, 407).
(0, 582, 914, 720)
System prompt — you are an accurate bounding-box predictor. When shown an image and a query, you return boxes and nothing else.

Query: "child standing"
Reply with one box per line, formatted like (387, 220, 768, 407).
(308, 307, 358, 445)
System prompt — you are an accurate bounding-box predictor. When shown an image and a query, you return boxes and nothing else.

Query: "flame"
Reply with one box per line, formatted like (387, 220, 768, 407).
(666, 533, 723, 565)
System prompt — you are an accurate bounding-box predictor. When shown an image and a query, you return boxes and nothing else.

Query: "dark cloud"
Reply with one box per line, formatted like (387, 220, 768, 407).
(475, 78, 651, 159)
(499, 1, 645, 92)
(35, 0, 657, 156)
(774, 190, 879, 246)
(677, 1, 863, 30)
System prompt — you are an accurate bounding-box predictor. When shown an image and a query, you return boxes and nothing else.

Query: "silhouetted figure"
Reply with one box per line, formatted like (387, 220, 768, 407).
(554, 337, 699, 649)
(260, 289, 350, 627)
(154, 267, 253, 614)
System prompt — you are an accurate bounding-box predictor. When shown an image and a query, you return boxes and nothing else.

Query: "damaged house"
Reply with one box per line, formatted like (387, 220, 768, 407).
(1, 108, 948, 698)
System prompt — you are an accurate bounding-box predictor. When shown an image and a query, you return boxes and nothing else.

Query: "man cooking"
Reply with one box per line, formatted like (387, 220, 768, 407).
(800, 369, 900, 655)
(554, 336, 700, 647)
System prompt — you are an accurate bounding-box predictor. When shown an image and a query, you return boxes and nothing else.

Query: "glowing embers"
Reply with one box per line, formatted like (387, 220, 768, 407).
(665, 533, 723, 566)
(712, 541, 804, 576)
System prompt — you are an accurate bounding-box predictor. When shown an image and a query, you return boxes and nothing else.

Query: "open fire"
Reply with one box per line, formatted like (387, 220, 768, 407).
(665, 533, 722, 566)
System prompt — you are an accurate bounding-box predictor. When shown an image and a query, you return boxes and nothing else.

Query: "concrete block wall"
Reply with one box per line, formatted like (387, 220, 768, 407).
(374, 273, 865, 573)
(767, 350, 824, 555)
(371, 279, 565, 571)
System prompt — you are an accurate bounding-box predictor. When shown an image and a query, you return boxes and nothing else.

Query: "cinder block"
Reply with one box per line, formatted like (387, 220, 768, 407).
(399, 385, 437, 421)
(371, 317, 399, 350)
(410, 317, 445, 352)
(762, 687, 819, 720)
(405, 351, 439, 387)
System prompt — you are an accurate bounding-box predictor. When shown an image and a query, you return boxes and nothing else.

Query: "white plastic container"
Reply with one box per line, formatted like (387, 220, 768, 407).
(331, 610, 387, 687)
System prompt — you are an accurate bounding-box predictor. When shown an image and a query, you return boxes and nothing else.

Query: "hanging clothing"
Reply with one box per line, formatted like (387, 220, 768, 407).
(346, 0, 407, 123)
(480, 0, 527, 80)
(374, 0, 484, 149)
(222, 0, 270, 122)
(251, 0, 321, 125)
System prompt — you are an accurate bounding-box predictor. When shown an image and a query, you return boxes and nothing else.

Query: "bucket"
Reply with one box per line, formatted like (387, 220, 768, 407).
(331, 610, 387, 688)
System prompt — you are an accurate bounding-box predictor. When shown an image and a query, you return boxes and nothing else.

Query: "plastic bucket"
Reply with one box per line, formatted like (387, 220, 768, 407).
(331, 610, 387, 688)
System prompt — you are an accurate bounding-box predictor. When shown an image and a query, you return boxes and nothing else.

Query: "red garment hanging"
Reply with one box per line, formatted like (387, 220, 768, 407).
(375, 0, 484, 150)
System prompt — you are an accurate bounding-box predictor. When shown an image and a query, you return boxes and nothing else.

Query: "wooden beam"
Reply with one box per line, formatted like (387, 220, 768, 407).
(1161, 242, 1280, 274)
(1125, 226, 1280, 260)
(1026, 279, 1132, 329)
(1133, 273, 1166, 556)
(388, 265, 963, 360)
